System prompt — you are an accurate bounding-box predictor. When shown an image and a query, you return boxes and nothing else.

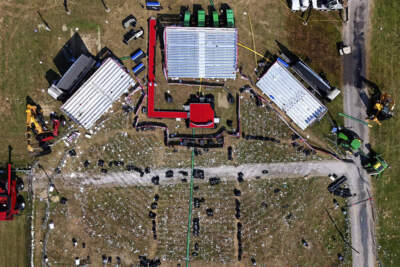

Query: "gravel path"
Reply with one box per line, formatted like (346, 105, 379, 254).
(44, 160, 358, 187)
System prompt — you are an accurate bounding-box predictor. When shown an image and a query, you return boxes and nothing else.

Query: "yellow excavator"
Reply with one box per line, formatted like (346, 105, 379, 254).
(26, 104, 46, 135)
(25, 103, 56, 156)
(367, 93, 395, 125)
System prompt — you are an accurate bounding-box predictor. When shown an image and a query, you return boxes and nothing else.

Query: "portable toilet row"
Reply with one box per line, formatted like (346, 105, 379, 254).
(183, 8, 233, 27)
(146, 1, 162, 10)
(131, 48, 146, 76)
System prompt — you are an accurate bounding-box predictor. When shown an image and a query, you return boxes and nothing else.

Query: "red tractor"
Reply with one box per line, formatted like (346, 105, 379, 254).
(0, 164, 25, 221)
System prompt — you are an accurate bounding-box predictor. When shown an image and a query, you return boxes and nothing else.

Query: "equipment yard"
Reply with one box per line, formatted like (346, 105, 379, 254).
(0, 0, 398, 267)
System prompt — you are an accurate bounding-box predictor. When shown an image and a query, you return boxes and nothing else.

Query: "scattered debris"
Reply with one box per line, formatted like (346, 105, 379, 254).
(165, 170, 174, 178)
(206, 208, 214, 217)
(301, 238, 309, 248)
(209, 177, 221, 186)
(234, 188, 241, 196)
(237, 172, 244, 183)
(192, 169, 204, 179)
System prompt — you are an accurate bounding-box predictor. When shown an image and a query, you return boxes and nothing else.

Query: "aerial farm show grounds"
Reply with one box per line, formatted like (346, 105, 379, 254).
(0, 0, 398, 266)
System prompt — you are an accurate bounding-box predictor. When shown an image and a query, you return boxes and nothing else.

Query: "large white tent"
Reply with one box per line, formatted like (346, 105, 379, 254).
(164, 27, 238, 79)
(256, 59, 327, 130)
(61, 58, 135, 129)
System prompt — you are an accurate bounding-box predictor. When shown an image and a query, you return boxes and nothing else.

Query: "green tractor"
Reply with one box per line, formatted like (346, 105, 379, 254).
(362, 154, 388, 177)
(333, 127, 362, 154)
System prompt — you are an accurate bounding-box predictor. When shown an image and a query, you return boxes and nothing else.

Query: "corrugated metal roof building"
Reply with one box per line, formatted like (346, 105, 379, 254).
(164, 27, 238, 79)
(256, 59, 327, 130)
(61, 58, 135, 129)
(56, 54, 96, 92)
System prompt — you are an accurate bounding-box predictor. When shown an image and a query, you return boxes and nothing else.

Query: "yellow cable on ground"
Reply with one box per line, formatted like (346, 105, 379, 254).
(248, 13, 257, 67)
(237, 42, 270, 62)
(198, 78, 202, 94)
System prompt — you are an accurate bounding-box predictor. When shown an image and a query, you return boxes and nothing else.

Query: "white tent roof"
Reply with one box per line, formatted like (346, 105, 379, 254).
(256, 59, 327, 130)
(164, 27, 238, 79)
(61, 58, 135, 129)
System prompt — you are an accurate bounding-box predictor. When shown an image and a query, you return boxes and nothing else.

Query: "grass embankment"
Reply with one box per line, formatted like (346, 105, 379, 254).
(369, 0, 400, 265)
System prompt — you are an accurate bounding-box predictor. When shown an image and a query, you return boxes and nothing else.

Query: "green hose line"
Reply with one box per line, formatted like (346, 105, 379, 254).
(185, 129, 195, 267)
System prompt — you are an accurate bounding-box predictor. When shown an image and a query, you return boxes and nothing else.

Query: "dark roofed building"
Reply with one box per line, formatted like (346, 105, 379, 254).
(56, 54, 96, 92)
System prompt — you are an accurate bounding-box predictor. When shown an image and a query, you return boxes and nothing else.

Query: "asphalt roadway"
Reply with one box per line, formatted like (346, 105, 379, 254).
(343, 0, 376, 266)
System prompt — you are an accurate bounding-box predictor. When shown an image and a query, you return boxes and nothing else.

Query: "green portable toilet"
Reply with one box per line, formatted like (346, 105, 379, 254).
(198, 10, 205, 27)
(184, 11, 191, 27)
(226, 9, 234, 27)
(212, 11, 219, 27)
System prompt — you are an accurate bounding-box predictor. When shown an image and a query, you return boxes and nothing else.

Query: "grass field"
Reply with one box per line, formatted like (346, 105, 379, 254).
(33, 177, 351, 266)
(0, 191, 30, 267)
(0, 218, 30, 267)
(368, 0, 400, 265)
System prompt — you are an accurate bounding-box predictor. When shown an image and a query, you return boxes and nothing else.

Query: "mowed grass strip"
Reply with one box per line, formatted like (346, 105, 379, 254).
(369, 0, 400, 265)
(0, 190, 30, 267)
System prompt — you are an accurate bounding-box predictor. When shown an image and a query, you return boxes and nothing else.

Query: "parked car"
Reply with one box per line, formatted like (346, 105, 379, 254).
(123, 28, 144, 44)
(122, 14, 137, 28)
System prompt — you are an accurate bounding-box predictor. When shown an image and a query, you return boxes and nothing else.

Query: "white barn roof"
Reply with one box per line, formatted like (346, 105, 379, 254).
(61, 58, 135, 129)
(164, 27, 238, 79)
(256, 59, 327, 130)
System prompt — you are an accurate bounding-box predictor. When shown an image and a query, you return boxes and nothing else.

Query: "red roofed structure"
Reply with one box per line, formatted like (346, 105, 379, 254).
(189, 103, 215, 128)
(147, 18, 216, 129)
(147, 18, 188, 119)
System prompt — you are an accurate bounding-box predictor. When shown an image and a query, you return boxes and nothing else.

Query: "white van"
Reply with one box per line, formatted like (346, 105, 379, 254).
(291, 0, 311, 12)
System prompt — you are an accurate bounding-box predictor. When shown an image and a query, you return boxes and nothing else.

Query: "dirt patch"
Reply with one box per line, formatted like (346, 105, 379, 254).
(217, 92, 229, 109)
(80, 33, 99, 55)
(0, 96, 12, 116)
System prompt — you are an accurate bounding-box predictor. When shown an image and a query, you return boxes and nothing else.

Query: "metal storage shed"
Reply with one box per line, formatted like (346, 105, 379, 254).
(164, 27, 238, 79)
(256, 59, 327, 130)
(56, 54, 96, 92)
(61, 58, 135, 129)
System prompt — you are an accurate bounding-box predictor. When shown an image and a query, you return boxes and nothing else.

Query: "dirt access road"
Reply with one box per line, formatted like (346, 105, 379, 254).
(343, 0, 376, 267)
(40, 160, 359, 188)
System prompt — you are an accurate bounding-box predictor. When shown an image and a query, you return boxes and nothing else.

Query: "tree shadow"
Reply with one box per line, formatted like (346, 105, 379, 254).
(53, 32, 90, 75)
(360, 76, 382, 115)
(26, 96, 41, 109)
(275, 40, 299, 63)
(360, 143, 378, 166)
(45, 69, 61, 86)
(361, 76, 381, 97)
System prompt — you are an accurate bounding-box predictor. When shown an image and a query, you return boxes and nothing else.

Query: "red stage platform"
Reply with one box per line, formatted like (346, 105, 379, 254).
(147, 18, 188, 119)
(147, 18, 215, 128)
(189, 103, 215, 128)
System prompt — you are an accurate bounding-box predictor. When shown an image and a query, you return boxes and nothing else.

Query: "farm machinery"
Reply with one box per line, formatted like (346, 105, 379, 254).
(26, 99, 63, 157)
(332, 126, 362, 154)
(362, 154, 388, 177)
(0, 164, 25, 221)
(367, 93, 395, 125)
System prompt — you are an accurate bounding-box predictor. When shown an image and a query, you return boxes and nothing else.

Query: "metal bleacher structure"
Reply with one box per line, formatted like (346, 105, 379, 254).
(256, 59, 327, 130)
(164, 27, 238, 79)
